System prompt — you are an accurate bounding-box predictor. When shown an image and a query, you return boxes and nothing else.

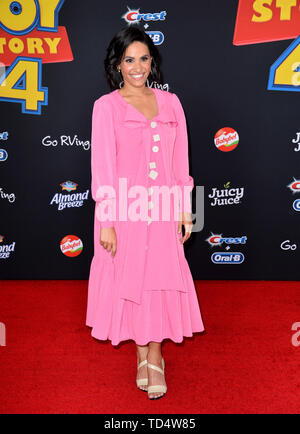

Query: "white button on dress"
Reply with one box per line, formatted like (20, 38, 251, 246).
(147, 121, 160, 227)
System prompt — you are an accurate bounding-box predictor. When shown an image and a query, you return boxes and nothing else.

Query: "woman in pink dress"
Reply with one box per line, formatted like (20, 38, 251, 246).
(86, 26, 204, 400)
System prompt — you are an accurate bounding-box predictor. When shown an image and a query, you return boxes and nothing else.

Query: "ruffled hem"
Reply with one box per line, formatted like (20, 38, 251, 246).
(87, 326, 204, 346)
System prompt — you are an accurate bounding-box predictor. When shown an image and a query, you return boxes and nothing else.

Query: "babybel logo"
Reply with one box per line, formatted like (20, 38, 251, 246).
(208, 182, 244, 207)
(214, 127, 239, 152)
(60, 235, 83, 257)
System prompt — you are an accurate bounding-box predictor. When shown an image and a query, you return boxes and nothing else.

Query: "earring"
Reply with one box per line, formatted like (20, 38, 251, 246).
(146, 69, 153, 87)
(117, 68, 124, 88)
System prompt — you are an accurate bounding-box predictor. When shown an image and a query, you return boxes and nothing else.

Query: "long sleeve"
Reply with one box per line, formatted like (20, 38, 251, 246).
(91, 96, 117, 228)
(171, 92, 194, 214)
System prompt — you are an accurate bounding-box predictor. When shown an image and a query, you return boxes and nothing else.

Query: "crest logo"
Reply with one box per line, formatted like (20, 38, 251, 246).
(214, 127, 239, 152)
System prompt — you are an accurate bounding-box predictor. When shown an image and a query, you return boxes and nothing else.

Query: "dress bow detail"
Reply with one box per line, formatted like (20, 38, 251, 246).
(123, 99, 178, 128)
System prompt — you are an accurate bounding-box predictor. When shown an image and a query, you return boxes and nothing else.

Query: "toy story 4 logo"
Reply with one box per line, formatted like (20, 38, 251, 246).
(234, 0, 300, 92)
(0, 0, 73, 114)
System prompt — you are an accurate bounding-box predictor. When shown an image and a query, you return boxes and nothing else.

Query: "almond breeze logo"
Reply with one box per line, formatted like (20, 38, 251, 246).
(50, 181, 89, 211)
(0, 149, 8, 161)
(208, 182, 244, 207)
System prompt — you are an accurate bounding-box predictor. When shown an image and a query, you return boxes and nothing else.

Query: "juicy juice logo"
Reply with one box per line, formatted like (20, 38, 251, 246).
(60, 235, 83, 257)
(214, 127, 239, 152)
(0, 0, 73, 115)
(209, 181, 244, 207)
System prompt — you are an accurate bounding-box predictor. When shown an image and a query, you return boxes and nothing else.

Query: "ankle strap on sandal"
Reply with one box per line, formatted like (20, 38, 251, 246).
(137, 359, 148, 370)
(147, 362, 164, 375)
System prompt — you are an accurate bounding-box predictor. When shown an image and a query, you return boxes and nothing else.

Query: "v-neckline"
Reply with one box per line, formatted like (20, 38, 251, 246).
(116, 87, 159, 121)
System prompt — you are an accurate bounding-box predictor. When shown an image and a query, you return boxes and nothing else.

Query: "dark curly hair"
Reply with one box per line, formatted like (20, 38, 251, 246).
(104, 25, 162, 90)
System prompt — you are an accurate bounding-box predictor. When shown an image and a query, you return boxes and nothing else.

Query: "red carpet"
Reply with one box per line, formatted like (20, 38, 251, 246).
(0, 280, 299, 414)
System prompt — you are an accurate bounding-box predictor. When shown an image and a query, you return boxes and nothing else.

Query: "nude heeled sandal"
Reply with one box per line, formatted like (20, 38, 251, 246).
(136, 359, 148, 391)
(147, 357, 167, 400)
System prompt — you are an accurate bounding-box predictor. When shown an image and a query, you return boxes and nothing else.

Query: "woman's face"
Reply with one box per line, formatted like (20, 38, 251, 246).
(118, 41, 152, 89)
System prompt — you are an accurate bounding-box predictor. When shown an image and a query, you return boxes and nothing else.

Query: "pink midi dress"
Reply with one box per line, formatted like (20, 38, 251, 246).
(86, 87, 204, 346)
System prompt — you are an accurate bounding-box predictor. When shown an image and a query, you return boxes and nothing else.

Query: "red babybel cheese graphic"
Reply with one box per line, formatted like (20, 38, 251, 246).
(233, 0, 300, 46)
(214, 127, 239, 152)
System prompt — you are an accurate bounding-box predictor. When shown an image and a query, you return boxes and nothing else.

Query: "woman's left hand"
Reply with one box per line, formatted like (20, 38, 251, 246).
(177, 212, 193, 244)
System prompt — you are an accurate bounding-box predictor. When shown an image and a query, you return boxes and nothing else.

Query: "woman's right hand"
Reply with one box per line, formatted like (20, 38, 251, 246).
(100, 227, 117, 257)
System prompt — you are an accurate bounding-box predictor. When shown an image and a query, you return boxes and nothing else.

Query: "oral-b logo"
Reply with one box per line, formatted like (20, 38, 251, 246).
(211, 252, 244, 264)
(0, 149, 8, 161)
(146, 31, 164, 45)
(293, 199, 300, 211)
(208, 182, 244, 206)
